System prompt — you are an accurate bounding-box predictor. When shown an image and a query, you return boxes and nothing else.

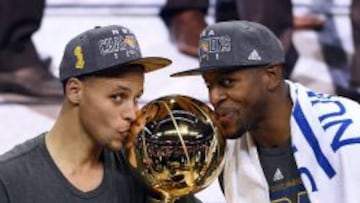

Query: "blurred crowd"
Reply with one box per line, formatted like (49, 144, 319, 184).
(160, 0, 360, 102)
(0, 0, 359, 102)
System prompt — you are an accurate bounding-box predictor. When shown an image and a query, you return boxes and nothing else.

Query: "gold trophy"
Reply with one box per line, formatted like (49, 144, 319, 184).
(125, 95, 226, 203)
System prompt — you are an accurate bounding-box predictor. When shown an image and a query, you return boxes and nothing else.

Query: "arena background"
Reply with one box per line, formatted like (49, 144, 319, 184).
(0, 0, 353, 202)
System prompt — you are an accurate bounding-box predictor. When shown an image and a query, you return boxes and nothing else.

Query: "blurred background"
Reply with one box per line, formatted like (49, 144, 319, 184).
(0, 0, 356, 202)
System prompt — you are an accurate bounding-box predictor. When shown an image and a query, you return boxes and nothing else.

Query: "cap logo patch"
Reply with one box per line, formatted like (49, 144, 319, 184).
(199, 35, 231, 62)
(98, 35, 140, 58)
(112, 29, 120, 35)
(74, 46, 85, 69)
(248, 49, 261, 61)
(121, 28, 128, 34)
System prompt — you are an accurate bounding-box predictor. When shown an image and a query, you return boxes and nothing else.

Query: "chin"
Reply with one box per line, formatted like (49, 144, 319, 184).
(224, 127, 247, 140)
(106, 142, 124, 152)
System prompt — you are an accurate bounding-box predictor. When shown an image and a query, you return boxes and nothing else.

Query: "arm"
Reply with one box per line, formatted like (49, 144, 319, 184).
(159, 0, 209, 57)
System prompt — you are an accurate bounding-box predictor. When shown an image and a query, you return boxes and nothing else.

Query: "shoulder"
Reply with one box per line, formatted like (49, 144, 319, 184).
(288, 81, 360, 117)
(0, 134, 44, 169)
(309, 92, 360, 122)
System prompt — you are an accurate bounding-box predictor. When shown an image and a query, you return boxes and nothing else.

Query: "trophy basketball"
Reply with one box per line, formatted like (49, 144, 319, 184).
(125, 95, 226, 202)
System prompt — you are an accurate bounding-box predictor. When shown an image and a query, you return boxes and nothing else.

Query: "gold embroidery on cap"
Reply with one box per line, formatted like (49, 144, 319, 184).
(74, 46, 85, 69)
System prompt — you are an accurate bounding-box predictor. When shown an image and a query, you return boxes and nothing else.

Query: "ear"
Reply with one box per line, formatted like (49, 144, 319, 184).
(263, 65, 283, 91)
(65, 78, 83, 104)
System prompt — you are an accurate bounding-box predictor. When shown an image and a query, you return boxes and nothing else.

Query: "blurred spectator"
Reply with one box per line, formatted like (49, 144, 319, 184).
(0, 0, 62, 98)
(160, 0, 360, 102)
(348, 0, 360, 100)
(159, 0, 296, 78)
(292, 0, 360, 102)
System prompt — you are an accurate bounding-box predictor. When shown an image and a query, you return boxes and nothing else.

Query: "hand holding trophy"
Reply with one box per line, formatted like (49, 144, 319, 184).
(125, 95, 226, 202)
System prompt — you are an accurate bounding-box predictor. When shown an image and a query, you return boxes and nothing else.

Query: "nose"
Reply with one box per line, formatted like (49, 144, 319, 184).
(209, 86, 226, 106)
(124, 101, 139, 122)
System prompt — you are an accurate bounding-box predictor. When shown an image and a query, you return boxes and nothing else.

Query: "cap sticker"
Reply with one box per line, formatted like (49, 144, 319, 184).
(208, 30, 215, 36)
(112, 29, 120, 35)
(98, 34, 140, 59)
(199, 35, 231, 62)
(74, 46, 85, 69)
(121, 28, 129, 34)
(200, 30, 207, 37)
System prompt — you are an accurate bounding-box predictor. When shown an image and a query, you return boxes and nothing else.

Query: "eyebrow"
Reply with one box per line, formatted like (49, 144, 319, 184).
(114, 85, 143, 96)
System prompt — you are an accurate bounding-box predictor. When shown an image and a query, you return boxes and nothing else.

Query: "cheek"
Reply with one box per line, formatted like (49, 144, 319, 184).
(79, 101, 119, 136)
(225, 93, 252, 127)
(236, 89, 267, 130)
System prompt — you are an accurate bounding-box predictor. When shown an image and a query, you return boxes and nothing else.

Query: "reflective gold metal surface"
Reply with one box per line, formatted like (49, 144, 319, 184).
(125, 95, 226, 202)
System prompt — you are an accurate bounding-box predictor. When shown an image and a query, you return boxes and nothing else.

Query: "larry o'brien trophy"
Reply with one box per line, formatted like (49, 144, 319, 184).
(125, 95, 226, 202)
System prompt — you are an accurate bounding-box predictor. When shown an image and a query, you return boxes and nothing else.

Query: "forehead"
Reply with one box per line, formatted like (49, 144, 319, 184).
(202, 68, 240, 79)
(202, 68, 261, 82)
(84, 70, 144, 91)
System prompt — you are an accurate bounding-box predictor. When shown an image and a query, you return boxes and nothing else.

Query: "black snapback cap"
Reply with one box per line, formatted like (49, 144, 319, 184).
(59, 25, 172, 81)
(171, 20, 285, 77)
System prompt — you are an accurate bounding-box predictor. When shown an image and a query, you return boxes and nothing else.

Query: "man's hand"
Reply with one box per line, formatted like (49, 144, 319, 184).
(169, 10, 207, 57)
(293, 14, 325, 31)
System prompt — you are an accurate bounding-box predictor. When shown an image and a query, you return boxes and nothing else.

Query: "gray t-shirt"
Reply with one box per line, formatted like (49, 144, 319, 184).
(0, 133, 146, 203)
(258, 140, 310, 203)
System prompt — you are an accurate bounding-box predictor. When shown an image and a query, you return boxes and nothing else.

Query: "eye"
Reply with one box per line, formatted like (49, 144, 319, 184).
(135, 90, 144, 103)
(205, 82, 211, 89)
(134, 96, 141, 105)
(110, 93, 125, 103)
(219, 78, 233, 87)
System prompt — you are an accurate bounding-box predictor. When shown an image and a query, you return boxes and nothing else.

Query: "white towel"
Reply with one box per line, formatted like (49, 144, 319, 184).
(224, 81, 360, 203)
(224, 136, 270, 203)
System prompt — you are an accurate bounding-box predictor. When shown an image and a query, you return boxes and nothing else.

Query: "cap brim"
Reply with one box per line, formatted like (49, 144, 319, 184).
(128, 57, 172, 73)
(170, 62, 274, 77)
(170, 65, 239, 77)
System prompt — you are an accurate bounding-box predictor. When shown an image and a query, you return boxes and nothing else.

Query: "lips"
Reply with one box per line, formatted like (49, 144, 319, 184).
(215, 111, 234, 123)
(117, 131, 130, 140)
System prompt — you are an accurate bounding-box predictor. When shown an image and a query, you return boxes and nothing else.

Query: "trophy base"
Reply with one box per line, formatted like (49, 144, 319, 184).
(147, 196, 178, 203)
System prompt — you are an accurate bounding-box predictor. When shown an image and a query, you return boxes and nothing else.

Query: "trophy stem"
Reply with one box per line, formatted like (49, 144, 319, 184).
(163, 193, 176, 203)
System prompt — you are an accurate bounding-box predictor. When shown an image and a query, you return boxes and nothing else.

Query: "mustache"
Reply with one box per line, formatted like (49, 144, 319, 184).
(214, 106, 234, 115)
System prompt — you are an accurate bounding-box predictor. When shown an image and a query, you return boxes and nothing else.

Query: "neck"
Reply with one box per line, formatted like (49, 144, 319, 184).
(251, 83, 293, 148)
(46, 105, 103, 170)
(45, 101, 105, 192)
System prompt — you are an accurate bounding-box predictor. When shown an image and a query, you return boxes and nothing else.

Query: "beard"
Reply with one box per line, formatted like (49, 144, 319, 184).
(223, 123, 249, 139)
